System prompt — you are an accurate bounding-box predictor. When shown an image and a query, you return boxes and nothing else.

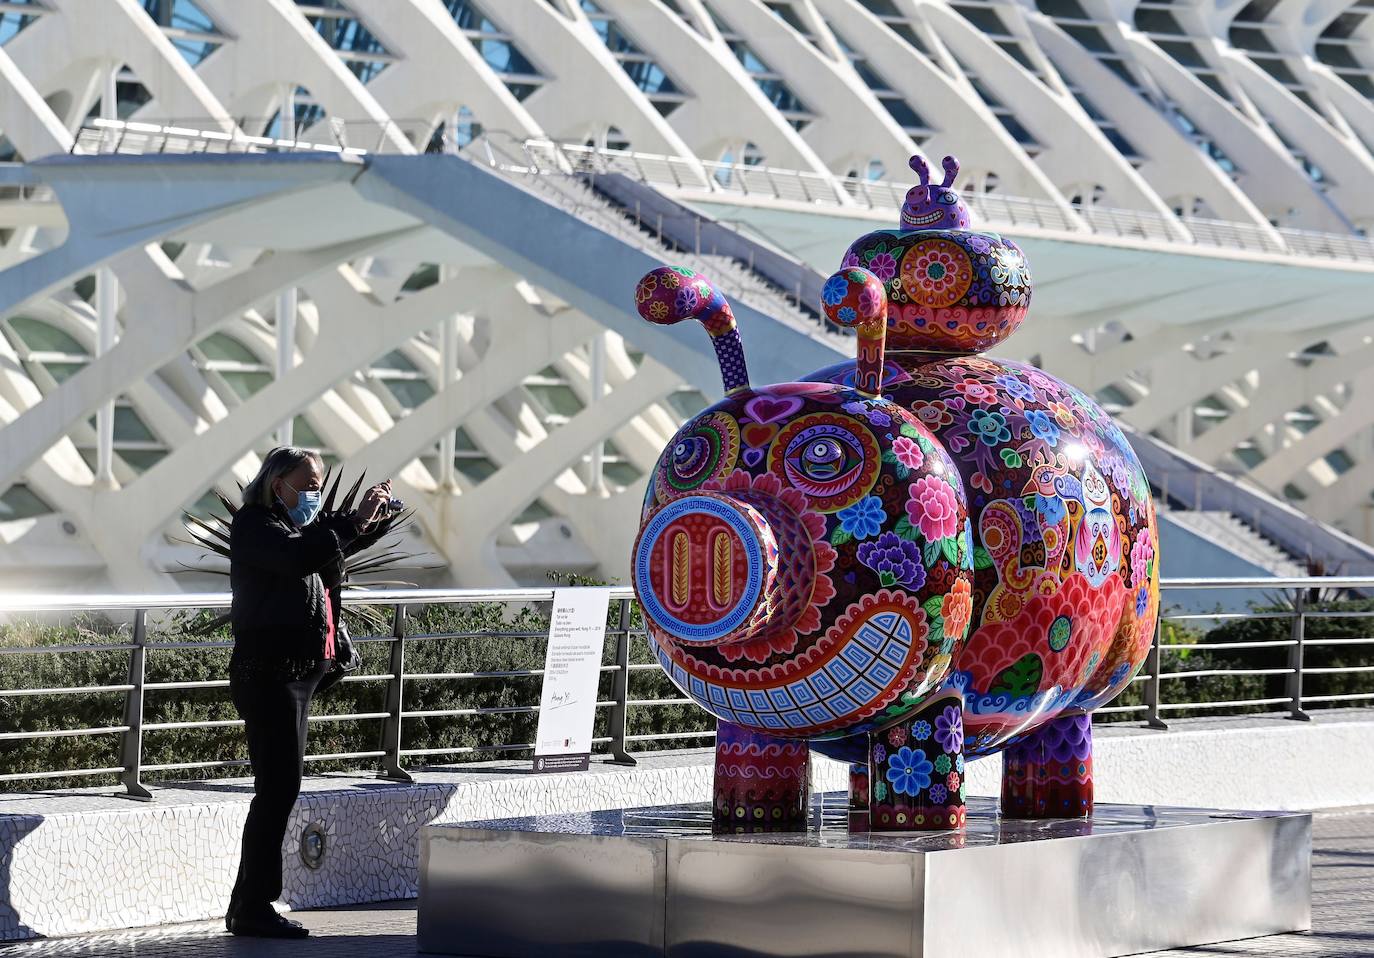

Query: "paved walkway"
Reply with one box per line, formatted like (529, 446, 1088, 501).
(3, 811, 1369, 957)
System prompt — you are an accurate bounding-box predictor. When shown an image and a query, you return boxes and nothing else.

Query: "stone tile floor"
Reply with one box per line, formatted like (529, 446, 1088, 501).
(2, 810, 1369, 957)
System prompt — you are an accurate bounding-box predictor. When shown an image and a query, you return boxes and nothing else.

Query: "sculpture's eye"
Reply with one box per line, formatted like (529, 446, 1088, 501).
(769, 414, 880, 513)
(672, 438, 711, 481)
(796, 437, 850, 481)
(937, 190, 958, 206)
(659, 411, 740, 497)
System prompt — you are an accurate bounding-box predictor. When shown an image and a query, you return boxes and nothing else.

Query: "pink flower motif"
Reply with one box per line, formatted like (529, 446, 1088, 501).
(892, 436, 924, 471)
(952, 377, 998, 406)
(906, 476, 960, 541)
(947, 771, 960, 791)
(858, 284, 883, 317)
(868, 252, 898, 281)
(888, 725, 908, 747)
(1131, 528, 1154, 588)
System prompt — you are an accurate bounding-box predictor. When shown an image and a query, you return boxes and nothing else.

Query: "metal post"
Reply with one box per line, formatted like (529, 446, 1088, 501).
(379, 604, 414, 780)
(1146, 614, 1167, 730)
(607, 598, 636, 765)
(1286, 590, 1311, 721)
(117, 609, 153, 800)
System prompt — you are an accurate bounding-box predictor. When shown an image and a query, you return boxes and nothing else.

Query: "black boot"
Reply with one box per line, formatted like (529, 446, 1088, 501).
(229, 905, 309, 939)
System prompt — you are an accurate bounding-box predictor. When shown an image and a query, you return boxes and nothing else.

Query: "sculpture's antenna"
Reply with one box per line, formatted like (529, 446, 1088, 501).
(820, 267, 888, 399)
(940, 155, 959, 188)
(635, 266, 750, 395)
(909, 154, 931, 187)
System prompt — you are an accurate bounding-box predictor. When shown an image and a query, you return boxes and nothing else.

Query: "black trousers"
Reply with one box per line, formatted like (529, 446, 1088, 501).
(228, 660, 329, 915)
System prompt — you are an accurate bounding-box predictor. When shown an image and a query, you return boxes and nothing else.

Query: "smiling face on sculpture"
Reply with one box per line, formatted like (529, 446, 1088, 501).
(634, 384, 976, 743)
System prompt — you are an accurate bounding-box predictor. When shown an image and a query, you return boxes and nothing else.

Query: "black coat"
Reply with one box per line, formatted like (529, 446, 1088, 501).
(229, 502, 383, 662)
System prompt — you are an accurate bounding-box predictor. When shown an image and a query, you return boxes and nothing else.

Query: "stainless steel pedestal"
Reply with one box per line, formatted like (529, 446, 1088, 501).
(417, 796, 1310, 958)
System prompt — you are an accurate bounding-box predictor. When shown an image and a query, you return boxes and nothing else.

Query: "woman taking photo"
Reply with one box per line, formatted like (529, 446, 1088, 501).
(224, 446, 391, 939)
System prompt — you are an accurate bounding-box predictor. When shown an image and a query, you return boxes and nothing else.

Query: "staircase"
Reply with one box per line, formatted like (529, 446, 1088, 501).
(1159, 509, 1308, 577)
(454, 140, 1374, 578)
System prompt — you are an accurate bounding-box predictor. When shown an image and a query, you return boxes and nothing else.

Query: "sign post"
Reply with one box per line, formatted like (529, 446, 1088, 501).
(533, 588, 611, 773)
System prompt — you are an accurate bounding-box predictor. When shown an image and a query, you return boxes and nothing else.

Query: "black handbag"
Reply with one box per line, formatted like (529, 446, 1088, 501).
(317, 593, 363, 694)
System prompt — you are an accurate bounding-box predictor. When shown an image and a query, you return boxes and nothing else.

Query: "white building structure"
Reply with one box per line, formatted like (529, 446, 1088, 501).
(1, 0, 1373, 591)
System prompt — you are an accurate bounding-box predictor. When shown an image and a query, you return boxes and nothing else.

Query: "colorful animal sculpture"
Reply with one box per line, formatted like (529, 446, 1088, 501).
(629, 155, 1159, 835)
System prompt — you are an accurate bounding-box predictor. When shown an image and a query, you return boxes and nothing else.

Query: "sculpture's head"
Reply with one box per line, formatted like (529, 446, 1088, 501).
(632, 267, 974, 745)
(900, 154, 971, 232)
(838, 154, 1031, 356)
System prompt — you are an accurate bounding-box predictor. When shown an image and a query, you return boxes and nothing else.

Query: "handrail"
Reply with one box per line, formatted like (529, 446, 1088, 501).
(2, 580, 1372, 796)
(56, 121, 1374, 266)
(468, 133, 1374, 269)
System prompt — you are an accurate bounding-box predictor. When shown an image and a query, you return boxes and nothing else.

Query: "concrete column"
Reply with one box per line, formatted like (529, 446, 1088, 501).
(94, 64, 119, 488)
(1175, 406, 1194, 447)
(437, 265, 457, 490)
(276, 84, 298, 448)
(587, 333, 607, 495)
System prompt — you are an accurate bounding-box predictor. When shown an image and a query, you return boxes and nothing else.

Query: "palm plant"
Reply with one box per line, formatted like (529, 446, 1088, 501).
(175, 468, 431, 634)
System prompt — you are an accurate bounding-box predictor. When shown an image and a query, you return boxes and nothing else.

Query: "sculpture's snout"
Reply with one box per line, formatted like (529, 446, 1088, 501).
(633, 493, 778, 646)
(633, 492, 814, 648)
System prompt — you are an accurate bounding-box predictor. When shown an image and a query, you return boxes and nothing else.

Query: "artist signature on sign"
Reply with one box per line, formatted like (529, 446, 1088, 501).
(548, 690, 579, 711)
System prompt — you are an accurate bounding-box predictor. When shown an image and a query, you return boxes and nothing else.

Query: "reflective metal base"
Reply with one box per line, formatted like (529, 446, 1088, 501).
(417, 795, 1310, 958)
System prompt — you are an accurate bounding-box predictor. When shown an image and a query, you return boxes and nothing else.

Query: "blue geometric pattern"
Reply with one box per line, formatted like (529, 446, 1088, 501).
(652, 607, 919, 733)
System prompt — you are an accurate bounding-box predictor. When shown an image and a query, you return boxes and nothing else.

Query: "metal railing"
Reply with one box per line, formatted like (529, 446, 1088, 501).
(2, 579, 1372, 798)
(471, 134, 1374, 268)
(61, 121, 1374, 267)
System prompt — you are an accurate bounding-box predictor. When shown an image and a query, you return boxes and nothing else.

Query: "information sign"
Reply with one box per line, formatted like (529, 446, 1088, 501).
(532, 588, 611, 773)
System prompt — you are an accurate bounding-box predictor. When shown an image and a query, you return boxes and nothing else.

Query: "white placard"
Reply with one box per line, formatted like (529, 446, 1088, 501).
(533, 588, 612, 773)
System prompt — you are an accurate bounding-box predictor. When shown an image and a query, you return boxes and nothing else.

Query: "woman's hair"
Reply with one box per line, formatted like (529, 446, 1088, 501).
(242, 446, 323, 509)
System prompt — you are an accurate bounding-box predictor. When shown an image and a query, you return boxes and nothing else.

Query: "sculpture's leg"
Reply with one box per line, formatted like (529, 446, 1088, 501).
(868, 693, 966, 832)
(847, 761, 870, 833)
(712, 721, 809, 834)
(1001, 711, 1093, 819)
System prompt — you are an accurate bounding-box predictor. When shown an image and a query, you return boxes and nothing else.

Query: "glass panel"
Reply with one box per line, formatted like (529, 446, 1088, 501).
(1157, 41, 1208, 69)
(43, 362, 85, 384)
(1134, 8, 1184, 34)
(604, 462, 641, 485)
(8, 317, 86, 355)
(0, 483, 52, 521)
(198, 333, 260, 365)
(472, 37, 539, 75)
(953, 5, 1006, 34)
(1064, 25, 1113, 53)
(113, 406, 157, 443)
(527, 384, 585, 417)
(455, 456, 498, 482)
(1034, 0, 1089, 17)
(220, 371, 272, 399)
(118, 449, 167, 473)
(373, 350, 420, 372)
(383, 379, 436, 409)
(514, 500, 553, 522)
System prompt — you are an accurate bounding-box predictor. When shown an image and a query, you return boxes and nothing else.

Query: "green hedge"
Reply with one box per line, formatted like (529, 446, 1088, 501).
(1098, 597, 1374, 721)
(0, 600, 708, 793)
(3, 597, 1371, 792)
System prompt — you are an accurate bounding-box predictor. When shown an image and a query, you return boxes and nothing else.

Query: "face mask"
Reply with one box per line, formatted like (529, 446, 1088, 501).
(278, 485, 322, 526)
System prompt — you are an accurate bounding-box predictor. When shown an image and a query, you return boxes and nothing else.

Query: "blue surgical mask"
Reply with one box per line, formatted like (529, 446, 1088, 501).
(278, 487, 322, 526)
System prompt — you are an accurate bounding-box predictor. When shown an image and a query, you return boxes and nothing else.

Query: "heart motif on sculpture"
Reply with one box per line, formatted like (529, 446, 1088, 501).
(742, 448, 765, 467)
(741, 422, 779, 448)
(744, 395, 803, 424)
